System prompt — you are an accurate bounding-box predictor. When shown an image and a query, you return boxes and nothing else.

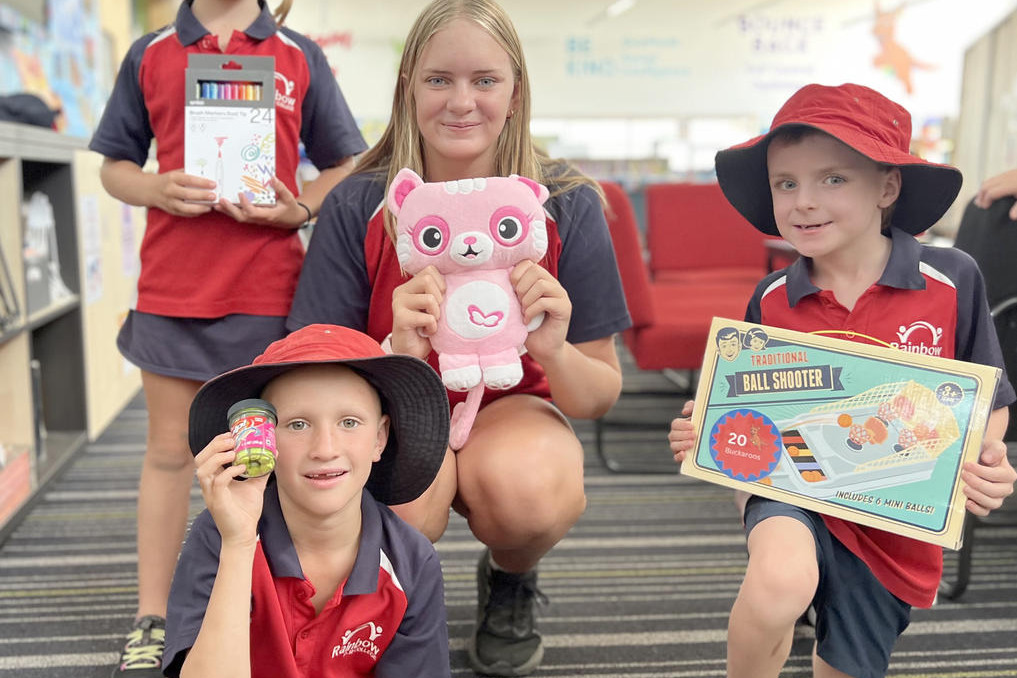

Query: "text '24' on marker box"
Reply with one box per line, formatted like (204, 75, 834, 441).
(681, 318, 1000, 549)
(184, 54, 276, 205)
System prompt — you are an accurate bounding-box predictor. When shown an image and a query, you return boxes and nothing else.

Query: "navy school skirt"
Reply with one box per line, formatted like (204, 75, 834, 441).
(117, 310, 289, 383)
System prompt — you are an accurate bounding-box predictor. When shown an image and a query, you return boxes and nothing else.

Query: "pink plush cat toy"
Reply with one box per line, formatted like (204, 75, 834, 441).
(386, 168, 550, 450)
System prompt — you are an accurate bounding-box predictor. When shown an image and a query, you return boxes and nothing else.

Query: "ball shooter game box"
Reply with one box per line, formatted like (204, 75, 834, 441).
(680, 318, 1001, 549)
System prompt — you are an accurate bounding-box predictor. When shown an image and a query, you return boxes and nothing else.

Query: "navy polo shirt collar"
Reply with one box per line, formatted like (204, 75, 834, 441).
(176, 0, 277, 47)
(784, 227, 926, 308)
(257, 482, 383, 595)
(877, 226, 927, 290)
(344, 493, 384, 595)
(783, 257, 819, 308)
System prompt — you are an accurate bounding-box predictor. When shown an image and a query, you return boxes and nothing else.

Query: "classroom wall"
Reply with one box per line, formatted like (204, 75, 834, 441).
(283, 0, 1017, 127)
(3, 0, 1016, 224)
(99, 0, 136, 64)
(4, 0, 1016, 172)
(946, 6, 1017, 233)
(272, 0, 1017, 200)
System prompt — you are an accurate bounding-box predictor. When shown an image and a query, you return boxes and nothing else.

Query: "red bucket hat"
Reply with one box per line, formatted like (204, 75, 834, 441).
(715, 83, 962, 236)
(188, 324, 450, 505)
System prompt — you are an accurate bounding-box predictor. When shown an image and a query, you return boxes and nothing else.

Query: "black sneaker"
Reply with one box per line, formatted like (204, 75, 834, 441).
(468, 550, 547, 677)
(111, 615, 166, 676)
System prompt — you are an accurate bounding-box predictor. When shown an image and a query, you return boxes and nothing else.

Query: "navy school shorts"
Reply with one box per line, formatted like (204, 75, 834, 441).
(743, 495, 912, 678)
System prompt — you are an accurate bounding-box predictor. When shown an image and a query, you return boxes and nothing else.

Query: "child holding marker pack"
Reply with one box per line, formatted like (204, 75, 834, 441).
(89, 1, 366, 674)
(669, 83, 1016, 678)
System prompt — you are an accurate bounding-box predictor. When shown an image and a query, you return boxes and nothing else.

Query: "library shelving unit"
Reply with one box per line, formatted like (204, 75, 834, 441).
(0, 120, 142, 541)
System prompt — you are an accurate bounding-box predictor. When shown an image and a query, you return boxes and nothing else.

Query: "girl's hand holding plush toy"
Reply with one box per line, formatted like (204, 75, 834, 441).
(391, 265, 447, 362)
(510, 259, 572, 368)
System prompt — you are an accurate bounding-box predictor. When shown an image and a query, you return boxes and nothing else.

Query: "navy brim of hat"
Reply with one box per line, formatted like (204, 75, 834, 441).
(714, 122, 962, 237)
(188, 355, 450, 506)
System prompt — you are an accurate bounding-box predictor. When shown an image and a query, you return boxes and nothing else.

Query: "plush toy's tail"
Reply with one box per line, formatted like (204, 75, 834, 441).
(449, 384, 484, 451)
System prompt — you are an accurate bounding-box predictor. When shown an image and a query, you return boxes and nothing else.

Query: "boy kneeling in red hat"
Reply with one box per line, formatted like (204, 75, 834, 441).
(669, 83, 1017, 678)
(164, 324, 452, 678)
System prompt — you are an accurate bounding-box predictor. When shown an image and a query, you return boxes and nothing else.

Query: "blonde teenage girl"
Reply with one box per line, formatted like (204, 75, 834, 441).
(287, 1, 631, 674)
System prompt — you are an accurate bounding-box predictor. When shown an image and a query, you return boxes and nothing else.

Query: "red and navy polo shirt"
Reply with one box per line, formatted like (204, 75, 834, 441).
(164, 485, 450, 677)
(88, 0, 366, 319)
(746, 227, 1016, 608)
(286, 171, 632, 410)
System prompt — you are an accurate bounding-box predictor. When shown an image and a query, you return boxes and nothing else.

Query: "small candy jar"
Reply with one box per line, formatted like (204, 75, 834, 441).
(227, 398, 277, 478)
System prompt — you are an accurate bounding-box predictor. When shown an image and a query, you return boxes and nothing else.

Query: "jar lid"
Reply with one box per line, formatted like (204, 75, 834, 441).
(227, 398, 277, 421)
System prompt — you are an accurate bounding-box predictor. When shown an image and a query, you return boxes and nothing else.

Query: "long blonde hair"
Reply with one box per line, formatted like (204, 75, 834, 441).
(355, 0, 600, 234)
(273, 0, 293, 25)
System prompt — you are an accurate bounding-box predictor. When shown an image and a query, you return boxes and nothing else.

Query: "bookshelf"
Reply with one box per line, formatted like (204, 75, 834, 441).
(0, 121, 142, 540)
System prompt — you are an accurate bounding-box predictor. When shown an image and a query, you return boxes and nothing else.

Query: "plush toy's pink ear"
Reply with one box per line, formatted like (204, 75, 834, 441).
(511, 174, 549, 205)
(387, 168, 425, 216)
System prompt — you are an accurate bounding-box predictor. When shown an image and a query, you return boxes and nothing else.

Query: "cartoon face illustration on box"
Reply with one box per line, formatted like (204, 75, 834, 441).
(716, 327, 769, 362)
(716, 327, 742, 362)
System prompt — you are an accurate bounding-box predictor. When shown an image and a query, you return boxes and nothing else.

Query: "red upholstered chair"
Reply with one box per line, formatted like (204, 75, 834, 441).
(599, 182, 656, 356)
(644, 182, 770, 285)
(597, 181, 758, 472)
(602, 181, 757, 373)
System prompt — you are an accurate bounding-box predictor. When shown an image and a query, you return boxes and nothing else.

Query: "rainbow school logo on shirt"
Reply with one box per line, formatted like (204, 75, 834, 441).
(331, 621, 383, 661)
(273, 72, 297, 113)
(892, 320, 944, 356)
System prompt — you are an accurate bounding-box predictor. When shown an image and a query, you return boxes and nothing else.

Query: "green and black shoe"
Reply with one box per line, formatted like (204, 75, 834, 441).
(111, 615, 165, 677)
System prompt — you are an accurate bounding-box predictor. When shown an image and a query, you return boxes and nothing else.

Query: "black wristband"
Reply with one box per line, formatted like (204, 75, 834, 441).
(296, 201, 313, 229)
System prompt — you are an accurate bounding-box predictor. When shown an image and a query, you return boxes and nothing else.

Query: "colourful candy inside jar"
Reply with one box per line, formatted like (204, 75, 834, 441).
(227, 398, 278, 478)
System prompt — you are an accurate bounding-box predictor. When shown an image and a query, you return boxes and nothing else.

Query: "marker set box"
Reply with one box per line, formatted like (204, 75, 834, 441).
(184, 54, 276, 205)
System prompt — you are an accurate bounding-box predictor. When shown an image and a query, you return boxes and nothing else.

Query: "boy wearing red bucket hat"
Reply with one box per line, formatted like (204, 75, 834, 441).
(669, 83, 1016, 678)
(162, 324, 452, 677)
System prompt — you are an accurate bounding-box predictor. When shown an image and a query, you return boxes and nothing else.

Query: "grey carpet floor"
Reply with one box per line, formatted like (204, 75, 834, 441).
(1, 357, 1015, 677)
